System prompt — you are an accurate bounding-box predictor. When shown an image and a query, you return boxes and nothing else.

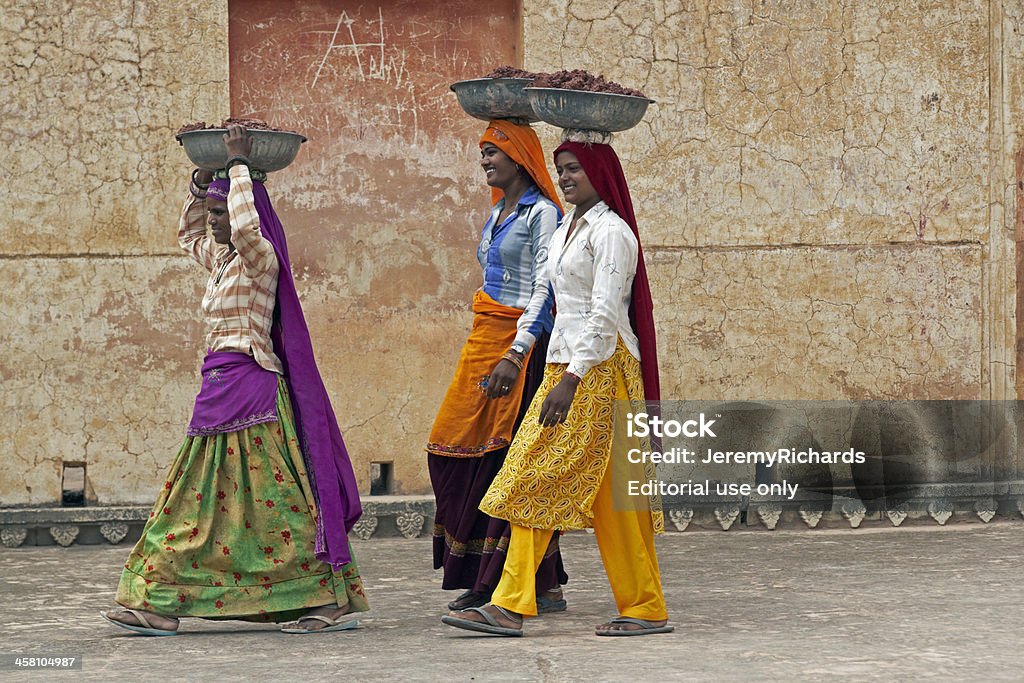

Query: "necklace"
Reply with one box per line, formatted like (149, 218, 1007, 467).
(214, 259, 230, 285)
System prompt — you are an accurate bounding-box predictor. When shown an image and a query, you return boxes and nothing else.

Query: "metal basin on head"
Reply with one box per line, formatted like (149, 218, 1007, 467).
(176, 129, 307, 172)
(525, 88, 654, 132)
(450, 78, 540, 123)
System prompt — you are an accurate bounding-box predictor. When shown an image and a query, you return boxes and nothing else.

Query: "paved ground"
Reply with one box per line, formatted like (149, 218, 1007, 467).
(1, 522, 1022, 682)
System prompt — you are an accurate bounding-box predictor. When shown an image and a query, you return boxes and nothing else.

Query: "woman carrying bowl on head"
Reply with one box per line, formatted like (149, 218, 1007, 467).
(443, 137, 672, 637)
(102, 124, 368, 636)
(426, 120, 569, 613)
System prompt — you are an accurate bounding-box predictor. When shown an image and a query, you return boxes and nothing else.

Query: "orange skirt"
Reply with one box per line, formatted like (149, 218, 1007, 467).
(427, 289, 532, 458)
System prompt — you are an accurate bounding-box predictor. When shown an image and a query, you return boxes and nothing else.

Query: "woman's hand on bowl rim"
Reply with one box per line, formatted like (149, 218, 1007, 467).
(223, 124, 253, 159)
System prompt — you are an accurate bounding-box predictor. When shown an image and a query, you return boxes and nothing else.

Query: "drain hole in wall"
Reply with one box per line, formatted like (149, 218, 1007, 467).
(369, 462, 393, 496)
(62, 462, 86, 507)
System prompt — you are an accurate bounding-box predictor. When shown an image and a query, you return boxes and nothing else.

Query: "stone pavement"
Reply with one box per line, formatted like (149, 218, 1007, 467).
(1, 523, 1022, 682)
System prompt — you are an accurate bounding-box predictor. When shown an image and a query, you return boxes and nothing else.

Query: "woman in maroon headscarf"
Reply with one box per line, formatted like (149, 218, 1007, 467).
(102, 125, 367, 635)
(444, 138, 672, 637)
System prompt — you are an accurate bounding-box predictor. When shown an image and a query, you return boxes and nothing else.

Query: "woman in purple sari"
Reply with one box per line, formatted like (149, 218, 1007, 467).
(102, 125, 367, 635)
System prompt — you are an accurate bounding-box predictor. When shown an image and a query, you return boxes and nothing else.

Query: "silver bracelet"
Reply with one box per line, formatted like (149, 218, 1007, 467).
(191, 168, 210, 189)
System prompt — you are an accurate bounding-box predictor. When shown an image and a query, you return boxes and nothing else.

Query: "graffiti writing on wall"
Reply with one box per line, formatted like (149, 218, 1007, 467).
(312, 8, 408, 89)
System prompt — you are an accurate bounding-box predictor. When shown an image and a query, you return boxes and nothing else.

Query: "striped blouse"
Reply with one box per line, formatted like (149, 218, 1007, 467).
(177, 165, 283, 374)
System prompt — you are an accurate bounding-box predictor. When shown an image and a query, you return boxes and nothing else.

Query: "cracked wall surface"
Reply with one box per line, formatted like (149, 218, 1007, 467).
(524, 0, 1016, 406)
(226, 0, 520, 496)
(1, 1, 228, 505)
(652, 245, 982, 400)
(528, 0, 990, 247)
(0, 2, 228, 255)
(3, 0, 1022, 505)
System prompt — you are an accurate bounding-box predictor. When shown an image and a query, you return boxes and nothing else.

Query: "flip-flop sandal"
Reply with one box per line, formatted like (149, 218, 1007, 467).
(447, 590, 489, 611)
(281, 614, 359, 634)
(441, 605, 523, 637)
(595, 616, 674, 637)
(536, 594, 567, 614)
(100, 610, 179, 637)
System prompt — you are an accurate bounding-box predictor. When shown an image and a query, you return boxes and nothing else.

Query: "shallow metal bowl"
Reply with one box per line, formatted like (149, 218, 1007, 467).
(176, 129, 307, 172)
(525, 88, 654, 132)
(450, 78, 539, 123)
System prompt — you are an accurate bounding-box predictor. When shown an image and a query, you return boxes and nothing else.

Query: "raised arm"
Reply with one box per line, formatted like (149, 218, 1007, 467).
(226, 165, 278, 279)
(223, 126, 278, 280)
(177, 169, 216, 271)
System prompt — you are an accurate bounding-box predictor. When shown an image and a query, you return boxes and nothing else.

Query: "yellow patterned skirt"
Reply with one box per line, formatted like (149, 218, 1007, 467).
(480, 341, 664, 533)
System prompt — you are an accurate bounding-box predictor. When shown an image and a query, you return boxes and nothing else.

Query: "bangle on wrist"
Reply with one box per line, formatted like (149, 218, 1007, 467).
(191, 168, 211, 189)
(189, 182, 207, 199)
(501, 352, 524, 371)
(225, 155, 251, 171)
(564, 370, 582, 384)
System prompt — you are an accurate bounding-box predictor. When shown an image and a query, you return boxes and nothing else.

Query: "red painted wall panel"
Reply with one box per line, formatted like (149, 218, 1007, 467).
(227, 1, 520, 493)
(228, 0, 519, 309)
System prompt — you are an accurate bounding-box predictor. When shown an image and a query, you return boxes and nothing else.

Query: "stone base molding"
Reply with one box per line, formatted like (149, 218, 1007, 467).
(3, 484, 1024, 548)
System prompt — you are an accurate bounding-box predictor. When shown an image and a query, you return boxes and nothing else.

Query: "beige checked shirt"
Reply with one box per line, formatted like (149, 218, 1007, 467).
(178, 165, 283, 374)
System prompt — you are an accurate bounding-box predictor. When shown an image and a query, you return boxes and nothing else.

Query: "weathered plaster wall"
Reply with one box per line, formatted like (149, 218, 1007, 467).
(3, 0, 1023, 506)
(225, 0, 520, 496)
(1, 1, 229, 505)
(523, 0, 1016, 405)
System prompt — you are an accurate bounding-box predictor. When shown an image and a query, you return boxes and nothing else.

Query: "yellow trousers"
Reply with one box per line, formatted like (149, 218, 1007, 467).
(490, 450, 667, 620)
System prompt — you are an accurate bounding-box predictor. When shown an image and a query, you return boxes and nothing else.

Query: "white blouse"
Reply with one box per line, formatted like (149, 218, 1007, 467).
(546, 201, 640, 377)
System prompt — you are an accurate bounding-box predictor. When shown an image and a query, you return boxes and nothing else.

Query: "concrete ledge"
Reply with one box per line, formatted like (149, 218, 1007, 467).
(0, 496, 437, 548)
(3, 483, 1024, 548)
(662, 481, 1024, 531)
(0, 506, 150, 525)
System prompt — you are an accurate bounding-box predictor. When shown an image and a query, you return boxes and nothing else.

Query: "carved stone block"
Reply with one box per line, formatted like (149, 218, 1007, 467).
(973, 499, 996, 523)
(841, 501, 866, 528)
(1, 527, 27, 548)
(49, 525, 79, 547)
(668, 508, 694, 532)
(714, 504, 740, 531)
(100, 522, 129, 544)
(886, 505, 908, 527)
(351, 516, 378, 541)
(395, 511, 425, 539)
(798, 507, 823, 528)
(928, 501, 953, 526)
(756, 504, 782, 530)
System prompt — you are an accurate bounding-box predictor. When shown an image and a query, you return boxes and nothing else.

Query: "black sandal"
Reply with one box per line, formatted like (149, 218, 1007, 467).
(447, 589, 490, 611)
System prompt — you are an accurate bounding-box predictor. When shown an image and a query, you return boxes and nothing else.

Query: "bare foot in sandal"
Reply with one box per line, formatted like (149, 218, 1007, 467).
(595, 616, 673, 636)
(103, 609, 179, 633)
(447, 589, 490, 611)
(537, 587, 566, 613)
(442, 603, 524, 636)
(282, 603, 354, 632)
(446, 603, 522, 628)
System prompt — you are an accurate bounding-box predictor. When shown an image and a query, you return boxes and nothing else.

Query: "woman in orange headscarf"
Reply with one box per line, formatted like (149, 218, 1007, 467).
(425, 120, 567, 613)
(444, 139, 671, 638)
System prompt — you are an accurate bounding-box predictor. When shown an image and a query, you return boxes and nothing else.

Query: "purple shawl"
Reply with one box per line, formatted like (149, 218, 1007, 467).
(187, 351, 279, 436)
(209, 175, 361, 569)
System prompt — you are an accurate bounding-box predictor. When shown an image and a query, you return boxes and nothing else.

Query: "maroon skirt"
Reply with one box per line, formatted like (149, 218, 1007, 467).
(428, 333, 568, 593)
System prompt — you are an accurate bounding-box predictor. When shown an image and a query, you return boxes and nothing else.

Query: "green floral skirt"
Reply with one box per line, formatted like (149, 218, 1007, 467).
(116, 378, 369, 622)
